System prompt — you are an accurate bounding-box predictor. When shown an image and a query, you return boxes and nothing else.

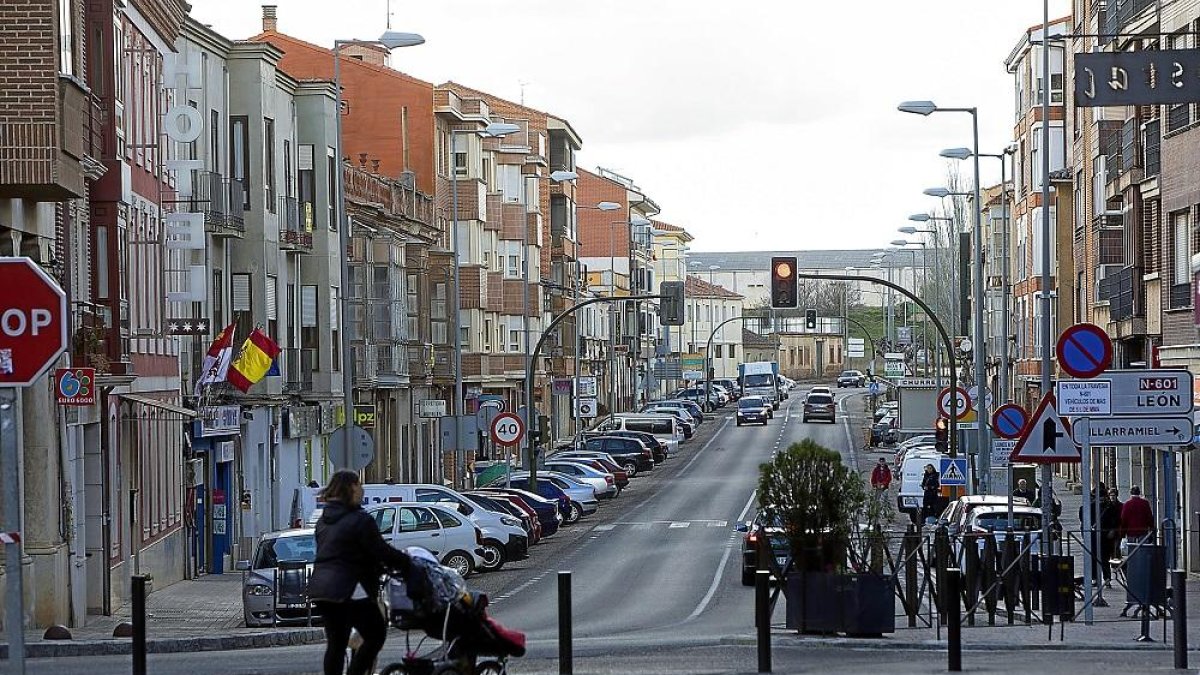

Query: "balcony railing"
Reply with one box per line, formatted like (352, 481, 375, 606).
(279, 195, 313, 252)
(194, 172, 246, 236)
(343, 166, 434, 227)
(282, 348, 315, 393)
(1144, 119, 1161, 177)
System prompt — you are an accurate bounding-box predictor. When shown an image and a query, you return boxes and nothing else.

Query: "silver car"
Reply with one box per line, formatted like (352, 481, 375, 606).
(237, 528, 317, 628)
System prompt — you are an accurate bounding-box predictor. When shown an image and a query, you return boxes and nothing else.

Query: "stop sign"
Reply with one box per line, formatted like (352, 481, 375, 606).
(0, 258, 67, 387)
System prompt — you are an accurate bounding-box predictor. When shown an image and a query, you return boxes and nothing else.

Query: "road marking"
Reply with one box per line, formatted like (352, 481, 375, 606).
(683, 536, 737, 623)
(592, 524, 616, 532)
(631, 522, 652, 530)
(669, 521, 691, 529)
(707, 520, 728, 527)
(838, 392, 865, 470)
(736, 489, 757, 524)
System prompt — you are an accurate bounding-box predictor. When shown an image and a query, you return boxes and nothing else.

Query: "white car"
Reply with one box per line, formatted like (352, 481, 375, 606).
(368, 502, 487, 577)
(543, 460, 617, 498)
(808, 386, 833, 398)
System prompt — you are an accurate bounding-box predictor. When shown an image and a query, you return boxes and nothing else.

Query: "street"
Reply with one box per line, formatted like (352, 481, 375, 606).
(26, 388, 866, 674)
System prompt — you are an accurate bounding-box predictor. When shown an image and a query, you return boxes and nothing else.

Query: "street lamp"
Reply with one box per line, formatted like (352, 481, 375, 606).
(448, 120, 520, 486)
(332, 30, 424, 473)
(901, 97, 989, 494)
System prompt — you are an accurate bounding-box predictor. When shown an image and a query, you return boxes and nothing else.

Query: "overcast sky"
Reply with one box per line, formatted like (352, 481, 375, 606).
(189, 0, 1070, 253)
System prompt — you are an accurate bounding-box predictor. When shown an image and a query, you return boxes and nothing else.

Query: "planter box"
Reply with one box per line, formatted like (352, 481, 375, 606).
(785, 572, 895, 636)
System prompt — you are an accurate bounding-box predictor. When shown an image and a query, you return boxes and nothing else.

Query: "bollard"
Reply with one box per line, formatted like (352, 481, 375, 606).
(132, 574, 148, 675)
(756, 569, 771, 673)
(558, 571, 572, 675)
(905, 525, 919, 628)
(947, 567, 962, 672)
(1174, 570, 1187, 669)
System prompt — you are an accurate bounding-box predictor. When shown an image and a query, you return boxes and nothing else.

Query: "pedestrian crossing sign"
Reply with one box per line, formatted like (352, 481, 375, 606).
(939, 457, 968, 486)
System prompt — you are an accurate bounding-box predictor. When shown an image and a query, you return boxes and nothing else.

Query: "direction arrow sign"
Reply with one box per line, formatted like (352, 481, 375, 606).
(1011, 394, 1080, 463)
(1100, 369, 1194, 416)
(1075, 415, 1193, 446)
(939, 457, 968, 486)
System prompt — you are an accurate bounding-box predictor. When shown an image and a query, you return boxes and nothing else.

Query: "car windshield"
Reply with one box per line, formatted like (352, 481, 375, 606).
(738, 398, 763, 409)
(806, 394, 833, 405)
(743, 374, 774, 388)
(254, 533, 316, 569)
(973, 513, 1042, 532)
(840, 371, 857, 377)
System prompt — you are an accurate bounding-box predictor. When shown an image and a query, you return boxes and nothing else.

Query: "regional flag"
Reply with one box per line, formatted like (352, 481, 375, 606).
(193, 322, 237, 396)
(227, 329, 282, 393)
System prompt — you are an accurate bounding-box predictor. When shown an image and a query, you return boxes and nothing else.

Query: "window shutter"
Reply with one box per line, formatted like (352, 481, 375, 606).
(301, 285, 317, 327)
(232, 274, 252, 312)
(266, 276, 277, 321)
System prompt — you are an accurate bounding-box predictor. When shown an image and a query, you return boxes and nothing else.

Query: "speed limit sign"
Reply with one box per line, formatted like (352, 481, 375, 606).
(490, 412, 525, 447)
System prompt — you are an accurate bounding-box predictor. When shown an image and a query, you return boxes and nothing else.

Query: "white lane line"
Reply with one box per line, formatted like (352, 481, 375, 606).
(668, 521, 691, 529)
(736, 489, 757, 524)
(683, 536, 737, 623)
(631, 522, 651, 530)
(838, 392, 864, 470)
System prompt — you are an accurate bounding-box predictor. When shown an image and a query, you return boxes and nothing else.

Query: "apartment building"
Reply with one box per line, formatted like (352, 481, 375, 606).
(652, 221, 693, 398)
(683, 276, 744, 379)
(777, 332, 845, 380)
(1004, 16, 1073, 408)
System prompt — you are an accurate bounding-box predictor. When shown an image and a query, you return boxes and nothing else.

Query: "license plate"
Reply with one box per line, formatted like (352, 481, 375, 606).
(775, 555, 789, 567)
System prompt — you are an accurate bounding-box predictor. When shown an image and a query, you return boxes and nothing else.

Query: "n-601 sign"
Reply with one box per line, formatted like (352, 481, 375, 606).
(489, 412, 525, 447)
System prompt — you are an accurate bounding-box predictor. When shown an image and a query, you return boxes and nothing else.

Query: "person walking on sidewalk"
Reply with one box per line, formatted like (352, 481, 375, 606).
(1012, 479, 1036, 504)
(871, 458, 893, 493)
(307, 470, 412, 675)
(920, 463, 940, 524)
(1120, 485, 1155, 548)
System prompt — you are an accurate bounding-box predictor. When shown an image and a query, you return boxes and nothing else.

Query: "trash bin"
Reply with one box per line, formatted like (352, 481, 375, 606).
(1125, 544, 1167, 607)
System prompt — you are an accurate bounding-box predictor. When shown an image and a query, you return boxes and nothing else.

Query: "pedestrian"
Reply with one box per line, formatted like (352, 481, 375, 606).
(1120, 485, 1155, 547)
(306, 470, 412, 675)
(1012, 478, 1036, 504)
(1099, 489, 1122, 587)
(871, 458, 892, 491)
(920, 463, 940, 523)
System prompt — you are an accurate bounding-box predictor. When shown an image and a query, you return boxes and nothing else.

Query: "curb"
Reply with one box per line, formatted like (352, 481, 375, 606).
(720, 632, 1192, 653)
(3, 627, 326, 659)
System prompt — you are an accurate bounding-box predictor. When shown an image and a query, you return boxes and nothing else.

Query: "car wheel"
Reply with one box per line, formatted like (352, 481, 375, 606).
(741, 568, 755, 586)
(442, 550, 475, 577)
(479, 539, 506, 571)
(565, 501, 583, 524)
(830, 416, 837, 424)
(623, 461, 638, 477)
(736, 420, 743, 426)
(802, 416, 808, 423)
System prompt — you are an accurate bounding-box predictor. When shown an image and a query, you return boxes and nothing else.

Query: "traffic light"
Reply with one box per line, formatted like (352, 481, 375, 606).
(659, 281, 685, 326)
(770, 256, 797, 308)
(805, 309, 817, 330)
(934, 417, 948, 453)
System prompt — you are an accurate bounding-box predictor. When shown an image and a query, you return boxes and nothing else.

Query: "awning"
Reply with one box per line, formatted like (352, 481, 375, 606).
(117, 393, 199, 419)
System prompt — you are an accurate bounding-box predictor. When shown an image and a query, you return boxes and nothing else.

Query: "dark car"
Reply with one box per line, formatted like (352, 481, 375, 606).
(475, 487, 561, 537)
(735, 512, 790, 586)
(837, 370, 866, 388)
(802, 393, 836, 423)
(464, 491, 540, 545)
(579, 430, 667, 463)
(735, 396, 770, 426)
(576, 436, 655, 474)
(492, 477, 592, 523)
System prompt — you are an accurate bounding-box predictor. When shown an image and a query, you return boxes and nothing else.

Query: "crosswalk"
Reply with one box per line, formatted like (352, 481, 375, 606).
(592, 519, 728, 532)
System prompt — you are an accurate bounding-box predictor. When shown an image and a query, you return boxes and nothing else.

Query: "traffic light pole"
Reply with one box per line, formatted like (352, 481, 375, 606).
(703, 316, 761, 407)
(526, 292, 666, 491)
(790, 272, 961, 458)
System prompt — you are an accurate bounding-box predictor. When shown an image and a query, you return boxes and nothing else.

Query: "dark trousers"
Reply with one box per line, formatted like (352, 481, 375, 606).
(315, 598, 388, 675)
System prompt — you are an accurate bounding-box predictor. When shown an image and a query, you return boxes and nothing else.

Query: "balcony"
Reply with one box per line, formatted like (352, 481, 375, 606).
(279, 196, 313, 252)
(1099, 266, 1141, 320)
(0, 77, 90, 200)
(194, 172, 246, 237)
(282, 348, 315, 394)
(343, 165, 434, 228)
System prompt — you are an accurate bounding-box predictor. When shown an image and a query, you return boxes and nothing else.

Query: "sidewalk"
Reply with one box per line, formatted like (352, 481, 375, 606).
(1, 573, 324, 659)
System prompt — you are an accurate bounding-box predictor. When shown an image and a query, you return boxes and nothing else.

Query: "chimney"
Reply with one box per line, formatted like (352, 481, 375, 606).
(261, 5, 278, 32)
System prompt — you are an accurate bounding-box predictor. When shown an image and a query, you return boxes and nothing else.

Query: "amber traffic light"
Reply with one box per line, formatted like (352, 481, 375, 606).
(770, 256, 797, 308)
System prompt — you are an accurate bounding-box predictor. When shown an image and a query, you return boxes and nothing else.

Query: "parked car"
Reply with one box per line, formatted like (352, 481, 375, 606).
(464, 491, 540, 545)
(239, 528, 317, 627)
(874, 401, 899, 423)
(569, 437, 655, 475)
(802, 392, 836, 423)
(937, 495, 1034, 536)
(474, 487, 561, 536)
(642, 399, 705, 424)
(368, 503, 486, 577)
(578, 430, 667, 464)
(597, 414, 683, 455)
(955, 505, 1044, 566)
(735, 395, 770, 426)
(870, 414, 899, 447)
(674, 387, 723, 411)
(734, 511, 790, 586)
(491, 475, 597, 524)
(554, 456, 629, 490)
(644, 406, 696, 438)
(712, 378, 742, 400)
(543, 460, 618, 498)
(836, 370, 866, 388)
(896, 448, 950, 523)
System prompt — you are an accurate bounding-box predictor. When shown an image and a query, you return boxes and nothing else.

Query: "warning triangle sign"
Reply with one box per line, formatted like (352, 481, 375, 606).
(1010, 393, 1080, 463)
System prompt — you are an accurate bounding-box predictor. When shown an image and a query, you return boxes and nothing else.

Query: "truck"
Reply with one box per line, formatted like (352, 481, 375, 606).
(738, 361, 780, 410)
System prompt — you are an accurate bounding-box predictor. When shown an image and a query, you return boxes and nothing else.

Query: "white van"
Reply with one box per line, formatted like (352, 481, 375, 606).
(596, 414, 682, 456)
(367, 502, 486, 577)
(303, 483, 528, 571)
(896, 449, 950, 523)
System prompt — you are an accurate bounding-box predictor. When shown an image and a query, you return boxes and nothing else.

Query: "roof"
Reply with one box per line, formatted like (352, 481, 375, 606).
(651, 219, 693, 242)
(439, 80, 579, 139)
(742, 329, 776, 347)
(687, 249, 927, 270)
(248, 31, 434, 89)
(685, 275, 742, 299)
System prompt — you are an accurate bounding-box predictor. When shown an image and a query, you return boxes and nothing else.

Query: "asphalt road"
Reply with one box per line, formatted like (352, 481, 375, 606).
(27, 387, 869, 674)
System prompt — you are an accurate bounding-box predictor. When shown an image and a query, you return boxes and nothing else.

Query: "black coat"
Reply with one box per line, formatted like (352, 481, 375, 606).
(306, 501, 411, 603)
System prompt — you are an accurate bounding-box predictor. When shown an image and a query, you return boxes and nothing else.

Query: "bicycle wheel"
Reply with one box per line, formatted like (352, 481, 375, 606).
(476, 659, 507, 675)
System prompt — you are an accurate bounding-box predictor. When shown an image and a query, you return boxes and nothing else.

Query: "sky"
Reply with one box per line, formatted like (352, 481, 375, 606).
(188, 0, 1071, 253)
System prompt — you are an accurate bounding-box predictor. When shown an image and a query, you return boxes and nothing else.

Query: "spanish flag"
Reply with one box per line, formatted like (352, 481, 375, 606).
(227, 329, 281, 393)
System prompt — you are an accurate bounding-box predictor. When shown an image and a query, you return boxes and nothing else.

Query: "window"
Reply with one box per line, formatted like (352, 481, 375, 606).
(1174, 210, 1191, 286)
(299, 145, 315, 231)
(454, 150, 467, 177)
(230, 116, 250, 209)
(283, 139, 293, 199)
(398, 507, 439, 532)
(714, 345, 723, 358)
(57, 0, 76, 76)
(327, 148, 337, 230)
(232, 273, 252, 337)
(507, 254, 520, 279)
(509, 329, 521, 353)
(729, 345, 736, 360)
(209, 110, 220, 173)
(212, 268, 224, 330)
(266, 275, 277, 343)
(331, 287, 340, 371)
(373, 507, 396, 534)
(264, 118, 276, 212)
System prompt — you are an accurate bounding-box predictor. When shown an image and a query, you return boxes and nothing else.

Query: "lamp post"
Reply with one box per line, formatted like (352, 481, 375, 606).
(891, 239, 929, 375)
(901, 98, 989, 495)
(447, 121, 520, 485)
(905, 216, 952, 384)
(332, 31, 424, 474)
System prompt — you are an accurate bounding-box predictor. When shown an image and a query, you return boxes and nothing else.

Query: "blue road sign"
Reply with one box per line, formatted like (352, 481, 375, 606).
(992, 404, 1028, 440)
(1055, 323, 1113, 379)
(868, 382, 881, 396)
(939, 457, 968, 486)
